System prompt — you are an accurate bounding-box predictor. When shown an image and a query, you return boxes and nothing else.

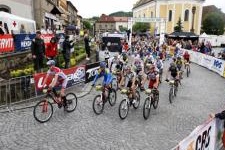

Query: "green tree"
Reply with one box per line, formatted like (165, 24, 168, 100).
(83, 20, 92, 30)
(132, 22, 150, 32)
(202, 12, 225, 35)
(174, 17, 183, 32)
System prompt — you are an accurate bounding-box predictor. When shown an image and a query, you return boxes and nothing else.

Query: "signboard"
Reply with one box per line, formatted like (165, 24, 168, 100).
(131, 17, 166, 23)
(85, 62, 100, 83)
(0, 34, 14, 53)
(14, 34, 36, 52)
(34, 66, 85, 94)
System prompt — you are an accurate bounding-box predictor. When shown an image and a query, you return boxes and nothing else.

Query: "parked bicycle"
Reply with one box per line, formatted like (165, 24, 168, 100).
(118, 88, 140, 120)
(33, 88, 77, 123)
(92, 85, 117, 115)
(166, 79, 179, 104)
(143, 88, 159, 120)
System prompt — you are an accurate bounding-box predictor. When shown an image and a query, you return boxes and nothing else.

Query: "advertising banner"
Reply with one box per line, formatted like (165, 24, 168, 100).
(0, 34, 14, 53)
(210, 57, 225, 76)
(34, 66, 85, 94)
(200, 54, 213, 69)
(14, 34, 36, 52)
(178, 119, 216, 150)
(85, 62, 100, 83)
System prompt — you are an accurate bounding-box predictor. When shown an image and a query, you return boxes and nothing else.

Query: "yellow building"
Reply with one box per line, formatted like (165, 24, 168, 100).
(133, 0, 205, 35)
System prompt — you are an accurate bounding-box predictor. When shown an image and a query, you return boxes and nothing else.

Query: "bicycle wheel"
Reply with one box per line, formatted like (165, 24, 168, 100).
(169, 88, 173, 104)
(33, 99, 53, 123)
(119, 99, 129, 120)
(174, 85, 178, 97)
(65, 93, 77, 112)
(133, 91, 140, 109)
(111, 78, 118, 90)
(108, 88, 117, 106)
(143, 97, 151, 120)
(153, 93, 159, 109)
(187, 67, 189, 77)
(92, 95, 104, 115)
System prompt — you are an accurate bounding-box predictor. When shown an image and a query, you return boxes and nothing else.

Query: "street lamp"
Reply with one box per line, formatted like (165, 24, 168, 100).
(190, 6, 196, 33)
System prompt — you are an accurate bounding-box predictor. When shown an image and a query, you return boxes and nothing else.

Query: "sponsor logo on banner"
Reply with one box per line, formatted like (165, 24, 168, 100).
(177, 119, 216, 150)
(211, 58, 224, 75)
(0, 34, 14, 53)
(33, 66, 85, 94)
(14, 34, 36, 52)
(85, 62, 101, 83)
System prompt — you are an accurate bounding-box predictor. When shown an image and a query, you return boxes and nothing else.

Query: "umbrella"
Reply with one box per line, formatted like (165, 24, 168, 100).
(66, 25, 76, 30)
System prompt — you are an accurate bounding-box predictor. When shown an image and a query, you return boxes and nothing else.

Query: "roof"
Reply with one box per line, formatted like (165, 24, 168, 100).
(97, 14, 115, 23)
(133, 0, 153, 9)
(67, 1, 78, 12)
(168, 32, 198, 38)
(97, 14, 128, 23)
(113, 17, 128, 22)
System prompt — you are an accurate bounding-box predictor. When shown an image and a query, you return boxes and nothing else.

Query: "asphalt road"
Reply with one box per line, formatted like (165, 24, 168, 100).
(0, 61, 225, 150)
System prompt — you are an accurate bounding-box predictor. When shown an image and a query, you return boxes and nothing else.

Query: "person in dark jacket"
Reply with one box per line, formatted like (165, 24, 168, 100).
(31, 31, 45, 73)
(62, 35, 74, 69)
(84, 30, 91, 60)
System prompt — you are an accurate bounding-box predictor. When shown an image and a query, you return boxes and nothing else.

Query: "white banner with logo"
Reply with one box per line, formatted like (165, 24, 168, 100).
(177, 119, 216, 150)
(210, 57, 225, 76)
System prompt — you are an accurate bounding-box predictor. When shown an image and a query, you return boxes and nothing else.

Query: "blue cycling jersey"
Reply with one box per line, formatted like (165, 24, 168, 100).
(92, 69, 113, 86)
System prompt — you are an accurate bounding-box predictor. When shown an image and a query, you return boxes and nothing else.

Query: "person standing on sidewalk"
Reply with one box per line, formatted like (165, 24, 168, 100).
(45, 37, 58, 62)
(84, 30, 91, 60)
(62, 35, 74, 69)
(31, 31, 45, 73)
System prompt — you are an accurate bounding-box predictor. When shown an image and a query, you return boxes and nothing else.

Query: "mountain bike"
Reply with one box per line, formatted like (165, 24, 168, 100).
(92, 85, 117, 115)
(118, 88, 140, 120)
(184, 62, 191, 77)
(166, 79, 178, 104)
(143, 88, 159, 120)
(33, 88, 77, 123)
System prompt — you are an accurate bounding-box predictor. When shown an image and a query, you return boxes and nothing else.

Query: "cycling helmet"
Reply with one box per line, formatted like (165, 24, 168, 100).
(46, 60, 55, 66)
(99, 61, 106, 68)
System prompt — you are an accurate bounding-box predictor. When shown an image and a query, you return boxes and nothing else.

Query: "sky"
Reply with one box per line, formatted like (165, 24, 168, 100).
(70, 0, 225, 18)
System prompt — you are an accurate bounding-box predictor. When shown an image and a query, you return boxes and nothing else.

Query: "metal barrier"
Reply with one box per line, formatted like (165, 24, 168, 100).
(0, 75, 37, 111)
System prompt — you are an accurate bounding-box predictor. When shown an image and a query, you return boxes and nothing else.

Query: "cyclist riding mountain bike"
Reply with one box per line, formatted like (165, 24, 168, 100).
(146, 64, 159, 95)
(120, 65, 138, 101)
(144, 52, 155, 66)
(175, 56, 183, 71)
(133, 57, 145, 90)
(155, 56, 163, 71)
(92, 62, 113, 99)
(110, 54, 123, 72)
(42, 60, 68, 108)
(166, 62, 178, 81)
(183, 51, 190, 63)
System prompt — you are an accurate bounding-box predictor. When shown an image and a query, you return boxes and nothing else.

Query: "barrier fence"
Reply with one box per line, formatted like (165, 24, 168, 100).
(0, 61, 103, 112)
(171, 49, 225, 150)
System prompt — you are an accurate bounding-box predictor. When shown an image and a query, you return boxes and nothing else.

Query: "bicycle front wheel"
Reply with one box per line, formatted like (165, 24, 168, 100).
(169, 88, 173, 104)
(153, 93, 159, 109)
(187, 67, 189, 77)
(143, 97, 151, 120)
(119, 99, 129, 120)
(108, 88, 117, 106)
(93, 95, 104, 115)
(133, 91, 140, 109)
(65, 93, 77, 112)
(33, 99, 53, 123)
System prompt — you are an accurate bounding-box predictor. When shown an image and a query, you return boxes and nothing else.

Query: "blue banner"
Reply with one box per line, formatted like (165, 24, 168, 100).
(14, 34, 36, 52)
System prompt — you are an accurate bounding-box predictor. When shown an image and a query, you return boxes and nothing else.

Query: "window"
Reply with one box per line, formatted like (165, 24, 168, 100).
(169, 10, 172, 21)
(151, 12, 153, 18)
(184, 9, 189, 21)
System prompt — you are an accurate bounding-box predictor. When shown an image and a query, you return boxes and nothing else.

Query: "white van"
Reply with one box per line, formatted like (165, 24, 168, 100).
(0, 11, 36, 34)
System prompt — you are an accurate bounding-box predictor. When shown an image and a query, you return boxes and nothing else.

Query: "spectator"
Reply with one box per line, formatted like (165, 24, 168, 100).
(31, 31, 45, 73)
(45, 37, 58, 61)
(62, 35, 74, 69)
(84, 30, 91, 60)
(20, 24, 26, 34)
(0, 21, 5, 35)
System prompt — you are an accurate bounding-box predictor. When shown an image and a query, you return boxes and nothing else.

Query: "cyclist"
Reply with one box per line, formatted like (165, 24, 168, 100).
(155, 56, 163, 82)
(183, 51, 190, 63)
(146, 64, 159, 95)
(120, 65, 138, 103)
(109, 54, 123, 72)
(175, 56, 183, 71)
(42, 60, 68, 108)
(133, 56, 145, 90)
(166, 62, 178, 82)
(92, 62, 113, 101)
(144, 51, 155, 66)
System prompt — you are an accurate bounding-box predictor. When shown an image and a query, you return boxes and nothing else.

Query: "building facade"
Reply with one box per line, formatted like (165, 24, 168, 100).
(67, 1, 78, 25)
(0, 0, 33, 19)
(95, 14, 128, 34)
(133, 0, 205, 35)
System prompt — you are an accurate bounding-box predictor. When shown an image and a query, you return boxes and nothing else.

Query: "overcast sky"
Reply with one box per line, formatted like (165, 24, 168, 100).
(70, 0, 225, 18)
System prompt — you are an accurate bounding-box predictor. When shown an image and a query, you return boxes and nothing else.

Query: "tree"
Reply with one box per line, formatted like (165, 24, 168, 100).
(83, 20, 92, 30)
(109, 11, 133, 17)
(202, 12, 225, 35)
(132, 22, 150, 32)
(174, 17, 183, 32)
